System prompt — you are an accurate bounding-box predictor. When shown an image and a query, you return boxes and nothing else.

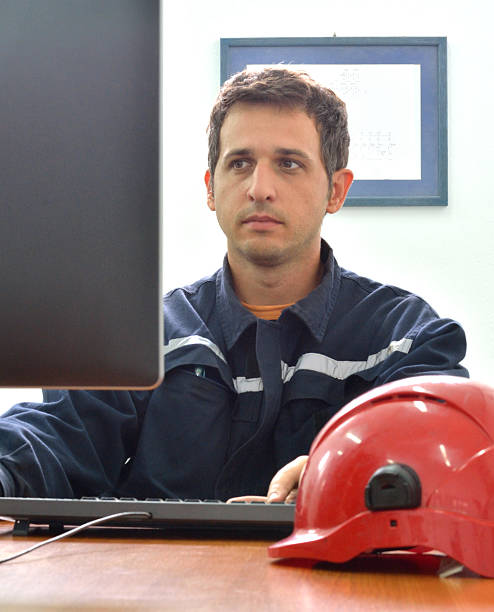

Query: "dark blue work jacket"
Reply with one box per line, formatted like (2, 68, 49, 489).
(0, 242, 468, 500)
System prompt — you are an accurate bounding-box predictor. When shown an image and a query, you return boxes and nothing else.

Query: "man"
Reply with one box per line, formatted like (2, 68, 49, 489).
(0, 68, 467, 502)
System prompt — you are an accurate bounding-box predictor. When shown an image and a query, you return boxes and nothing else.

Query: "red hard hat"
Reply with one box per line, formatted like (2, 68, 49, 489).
(269, 375, 494, 577)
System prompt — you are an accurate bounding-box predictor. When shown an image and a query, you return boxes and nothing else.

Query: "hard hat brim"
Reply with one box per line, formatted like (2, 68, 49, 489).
(269, 508, 494, 578)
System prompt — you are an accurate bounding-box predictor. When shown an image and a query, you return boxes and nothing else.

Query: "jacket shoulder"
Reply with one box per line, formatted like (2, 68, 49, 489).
(163, 270, 221, 345)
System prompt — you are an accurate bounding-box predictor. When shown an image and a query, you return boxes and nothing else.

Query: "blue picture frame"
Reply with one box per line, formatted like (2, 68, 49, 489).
(220, 37, 447, 207)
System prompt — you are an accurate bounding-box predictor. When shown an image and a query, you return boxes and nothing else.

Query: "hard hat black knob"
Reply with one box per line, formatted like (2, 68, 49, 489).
(365, 463, 421, 511)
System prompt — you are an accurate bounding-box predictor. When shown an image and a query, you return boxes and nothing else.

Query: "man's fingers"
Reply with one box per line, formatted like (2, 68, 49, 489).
(267, 455, 308, 502)
(225, 455, 309, 504)
(226, 495, 267, 503)
(284, 488, 299, 504)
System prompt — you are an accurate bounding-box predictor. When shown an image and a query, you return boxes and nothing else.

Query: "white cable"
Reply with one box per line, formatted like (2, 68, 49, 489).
(0, 511, 151, 564)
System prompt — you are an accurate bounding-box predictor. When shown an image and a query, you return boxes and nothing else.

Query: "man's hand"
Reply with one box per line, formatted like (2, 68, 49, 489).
(227, 455, 308, 504)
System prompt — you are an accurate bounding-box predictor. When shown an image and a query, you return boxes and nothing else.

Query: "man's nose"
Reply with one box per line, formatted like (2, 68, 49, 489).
(246, 163, 276, 203)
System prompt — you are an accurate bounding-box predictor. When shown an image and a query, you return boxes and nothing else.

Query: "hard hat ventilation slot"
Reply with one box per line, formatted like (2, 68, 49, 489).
(369, 393, 446, 405)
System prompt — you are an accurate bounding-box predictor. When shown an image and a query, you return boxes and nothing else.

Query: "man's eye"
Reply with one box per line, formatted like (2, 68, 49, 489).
(231, 159, 249, 170)
(280, 159, 300, 170)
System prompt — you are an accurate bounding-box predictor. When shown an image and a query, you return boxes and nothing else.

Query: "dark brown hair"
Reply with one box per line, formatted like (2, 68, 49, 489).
(207, 67, 350, 183)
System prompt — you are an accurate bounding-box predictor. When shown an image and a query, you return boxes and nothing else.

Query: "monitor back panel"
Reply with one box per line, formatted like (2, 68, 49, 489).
(0, 0, 162, 388)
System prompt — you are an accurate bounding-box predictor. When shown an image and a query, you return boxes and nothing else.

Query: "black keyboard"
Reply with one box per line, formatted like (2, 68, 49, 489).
(0, 496, 295, 536)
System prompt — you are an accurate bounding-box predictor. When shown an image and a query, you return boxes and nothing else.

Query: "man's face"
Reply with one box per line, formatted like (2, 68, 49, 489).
(206, 103, 344, 269)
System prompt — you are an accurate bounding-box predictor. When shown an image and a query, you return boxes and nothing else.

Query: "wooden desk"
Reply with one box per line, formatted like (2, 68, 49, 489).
(1, 520, 493, 611)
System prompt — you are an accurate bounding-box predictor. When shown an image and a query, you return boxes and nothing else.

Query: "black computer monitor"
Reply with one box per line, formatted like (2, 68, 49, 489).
(0, 0, 163, 389)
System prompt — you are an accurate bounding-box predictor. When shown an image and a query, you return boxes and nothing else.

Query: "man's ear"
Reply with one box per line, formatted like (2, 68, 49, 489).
(326, 168, 354, 214)
(204, 170, 215, 211)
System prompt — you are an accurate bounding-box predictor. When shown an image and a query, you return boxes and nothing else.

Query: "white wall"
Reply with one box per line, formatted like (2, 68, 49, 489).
(1, 0, 493, 413)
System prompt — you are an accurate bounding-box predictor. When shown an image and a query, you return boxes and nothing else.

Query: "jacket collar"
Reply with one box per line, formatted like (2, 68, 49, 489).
(216, 239, 341, 350)
(287, 239, 341, 343)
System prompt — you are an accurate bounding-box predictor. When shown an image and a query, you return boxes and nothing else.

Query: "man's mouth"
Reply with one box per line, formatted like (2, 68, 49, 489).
(242, 214, 283, 229)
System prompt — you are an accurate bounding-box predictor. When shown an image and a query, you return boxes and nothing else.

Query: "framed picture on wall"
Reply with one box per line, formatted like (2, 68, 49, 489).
(221, 37, 447, 207)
